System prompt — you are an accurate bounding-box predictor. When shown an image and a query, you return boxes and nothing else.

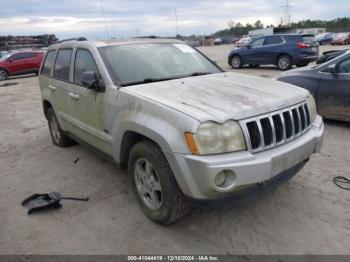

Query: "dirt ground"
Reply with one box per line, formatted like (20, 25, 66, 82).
(0, 45, 350, 255)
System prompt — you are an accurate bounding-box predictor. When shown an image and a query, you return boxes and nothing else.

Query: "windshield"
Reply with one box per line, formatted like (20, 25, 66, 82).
(0, 54, 11, 61)
(98, 43, 221, 86)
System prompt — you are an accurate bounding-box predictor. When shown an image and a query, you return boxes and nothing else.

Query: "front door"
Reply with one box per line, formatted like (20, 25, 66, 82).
(317, 57, 350, 121)
(69, 48, 112, 156)
(244, 37, 266, 64)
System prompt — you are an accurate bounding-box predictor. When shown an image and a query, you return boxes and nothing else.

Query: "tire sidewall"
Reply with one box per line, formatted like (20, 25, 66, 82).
(0, 69, 8, 81)
(230, 55, 242, 69)
(47, 108, 64, 146)
(277, 55, 292, 71)
(128, 142, 177, 224)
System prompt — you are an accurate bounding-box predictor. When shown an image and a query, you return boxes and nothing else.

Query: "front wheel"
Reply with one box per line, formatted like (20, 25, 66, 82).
(0, 69, 8, 81)
(277, 55, 292, 71)
(128, 141, 191, 225)
(230, 55, 243, 69)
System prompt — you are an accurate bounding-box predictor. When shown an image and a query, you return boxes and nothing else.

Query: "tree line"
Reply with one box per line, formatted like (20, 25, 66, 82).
(213, 17, 350, 37)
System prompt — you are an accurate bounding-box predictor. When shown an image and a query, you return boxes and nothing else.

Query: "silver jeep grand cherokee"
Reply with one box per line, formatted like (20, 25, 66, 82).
(39, 38, 324, 224)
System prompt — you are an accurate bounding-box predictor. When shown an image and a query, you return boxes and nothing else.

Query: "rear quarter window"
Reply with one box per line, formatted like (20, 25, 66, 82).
(41, 50, 56, 76)
(53, 49, 72, 81)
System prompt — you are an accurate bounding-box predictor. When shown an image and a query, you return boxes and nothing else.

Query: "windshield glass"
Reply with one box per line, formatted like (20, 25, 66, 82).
(0, 54, 11, 61)
(98, 43, 221, 86)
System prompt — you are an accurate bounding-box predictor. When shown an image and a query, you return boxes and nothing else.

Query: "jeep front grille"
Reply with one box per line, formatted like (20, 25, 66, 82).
(240, 102, 311, 153)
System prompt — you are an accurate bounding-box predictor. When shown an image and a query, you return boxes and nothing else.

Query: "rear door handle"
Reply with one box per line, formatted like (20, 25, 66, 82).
(48, 85, 56, 91)
(69, 92, 80, 100)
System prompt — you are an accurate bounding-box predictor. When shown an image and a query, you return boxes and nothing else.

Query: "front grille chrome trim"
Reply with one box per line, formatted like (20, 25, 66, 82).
(240, 102, 312, 153)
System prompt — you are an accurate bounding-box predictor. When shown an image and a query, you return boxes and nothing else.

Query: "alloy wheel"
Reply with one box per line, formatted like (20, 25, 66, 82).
(134, 158, 162, 210)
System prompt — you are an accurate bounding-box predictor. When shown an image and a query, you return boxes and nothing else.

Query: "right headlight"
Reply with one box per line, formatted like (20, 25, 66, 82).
(185, 120, 247, 155)
(307, 95, 317, 123)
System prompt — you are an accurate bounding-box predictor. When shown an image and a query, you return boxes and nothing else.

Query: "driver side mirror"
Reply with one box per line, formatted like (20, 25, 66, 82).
(81, 71, 104, 91)
(245, 44, 252, 49)
(327, 64, 338, 74)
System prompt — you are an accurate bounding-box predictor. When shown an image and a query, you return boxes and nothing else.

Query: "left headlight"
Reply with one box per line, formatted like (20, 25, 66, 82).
(185, 121, 247, 155)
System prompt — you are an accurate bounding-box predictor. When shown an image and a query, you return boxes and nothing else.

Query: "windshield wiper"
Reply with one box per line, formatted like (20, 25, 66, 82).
(120, 72, 211, 87)
(120, 75, 187, 87)
(190, 72, 210, 76)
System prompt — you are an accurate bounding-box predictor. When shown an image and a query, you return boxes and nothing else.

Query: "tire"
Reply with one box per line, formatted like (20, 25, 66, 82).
(128, 140, 191, 225)
(296, 62, 308, 68)
(0, 69, 8, 81)
(277, 55, 292, 71)
(230, 55, 243, 69)
(47, 108, 75, 147)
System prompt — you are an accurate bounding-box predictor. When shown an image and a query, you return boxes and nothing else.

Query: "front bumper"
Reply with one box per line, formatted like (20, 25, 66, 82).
(172, 115, 324, 199)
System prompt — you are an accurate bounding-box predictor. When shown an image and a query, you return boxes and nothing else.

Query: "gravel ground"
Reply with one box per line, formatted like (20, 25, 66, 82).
(0, 45, 350, 255)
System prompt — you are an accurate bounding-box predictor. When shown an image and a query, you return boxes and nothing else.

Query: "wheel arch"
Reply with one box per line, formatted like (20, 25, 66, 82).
(42, 100, 53, 119)
(276, 53, 293, 65)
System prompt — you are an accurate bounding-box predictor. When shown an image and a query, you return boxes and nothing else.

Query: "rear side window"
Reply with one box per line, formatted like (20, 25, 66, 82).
(74, 49, 100, 86)
(264, 36, 284, 45)
(41, 50, 56, 76)
(54, 49, 72, 81)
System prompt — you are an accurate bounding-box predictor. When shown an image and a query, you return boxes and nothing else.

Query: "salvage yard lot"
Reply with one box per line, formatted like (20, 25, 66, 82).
(0, 45, 350, 254)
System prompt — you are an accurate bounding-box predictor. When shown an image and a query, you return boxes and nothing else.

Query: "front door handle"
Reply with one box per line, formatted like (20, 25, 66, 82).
(48, 85, 56, 91)
(69, 92, 80, 100)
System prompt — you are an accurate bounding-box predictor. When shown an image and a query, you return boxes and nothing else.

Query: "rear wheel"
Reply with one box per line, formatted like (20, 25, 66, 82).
(230, 55, 243, 69)
(128, 140, 191, 224)
(47, 108, 75, 147)
(0, 69, 8, 81)
(277, 55, 292, 71)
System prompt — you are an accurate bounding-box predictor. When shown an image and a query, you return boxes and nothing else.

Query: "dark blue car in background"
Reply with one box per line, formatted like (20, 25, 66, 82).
(228, 34, 319, 71)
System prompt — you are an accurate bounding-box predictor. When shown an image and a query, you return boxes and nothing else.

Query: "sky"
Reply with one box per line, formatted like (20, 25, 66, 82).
(0, 0, 349, 40)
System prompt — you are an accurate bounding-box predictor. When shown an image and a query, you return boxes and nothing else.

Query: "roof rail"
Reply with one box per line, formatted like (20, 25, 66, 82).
(54, 37, 87, 44)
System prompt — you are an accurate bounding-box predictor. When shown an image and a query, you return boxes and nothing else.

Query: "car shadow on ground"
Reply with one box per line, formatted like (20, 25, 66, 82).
(324, 118, 350, 128)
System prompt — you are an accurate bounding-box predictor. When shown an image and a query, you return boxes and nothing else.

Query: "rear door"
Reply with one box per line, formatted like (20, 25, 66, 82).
(50, 48, 76, 133)
(317, 56, 350, 121)
(261, 35, 285, 64)
(69, 48, 112, 155)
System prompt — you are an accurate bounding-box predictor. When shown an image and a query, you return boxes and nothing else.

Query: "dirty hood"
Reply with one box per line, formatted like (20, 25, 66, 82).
(123, 72, 309, 122)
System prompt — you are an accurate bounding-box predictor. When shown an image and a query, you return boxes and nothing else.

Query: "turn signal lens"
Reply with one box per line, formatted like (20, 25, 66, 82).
(185, 132, 199, 155)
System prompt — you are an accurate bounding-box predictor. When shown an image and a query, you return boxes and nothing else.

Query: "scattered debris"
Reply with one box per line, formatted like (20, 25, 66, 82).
(21, 192, 89, 214)
(73, 158, 79, 164)
(0, 82, 18, 87)
(333, 176, 350, 190)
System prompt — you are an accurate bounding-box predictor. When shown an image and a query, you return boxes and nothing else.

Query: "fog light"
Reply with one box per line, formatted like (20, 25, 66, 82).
(215, 170, 236, 190)
(215, 171, 227, 186)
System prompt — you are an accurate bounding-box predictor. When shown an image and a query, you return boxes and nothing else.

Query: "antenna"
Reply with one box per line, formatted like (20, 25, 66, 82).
(99, 0, 110, 39)
(280, 0, 293, 26)
(175, 8, 178, 37)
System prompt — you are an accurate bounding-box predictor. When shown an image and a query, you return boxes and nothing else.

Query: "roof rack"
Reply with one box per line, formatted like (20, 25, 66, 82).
(54, 37, 87, 44)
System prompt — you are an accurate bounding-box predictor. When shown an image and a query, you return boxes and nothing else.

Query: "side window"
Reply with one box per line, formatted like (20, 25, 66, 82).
(24, 53, 37, 59)
(74, 49, 100, 86)
(41, 50, 56, 76)
(250, 37, 265, 47)
(338, 58, 350, 73)
(11, 53, 27, 61)
(54, 49, 72, 81)
(264, 36, 284, 45)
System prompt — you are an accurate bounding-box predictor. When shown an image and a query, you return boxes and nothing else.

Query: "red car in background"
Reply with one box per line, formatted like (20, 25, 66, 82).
(331, 33, 350, 45)
(0, 51, 45, 80)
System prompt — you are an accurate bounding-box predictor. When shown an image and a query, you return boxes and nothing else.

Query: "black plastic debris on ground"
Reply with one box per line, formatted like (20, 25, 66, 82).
(21, 192, 89, 214)
(0, 82, 18, 87)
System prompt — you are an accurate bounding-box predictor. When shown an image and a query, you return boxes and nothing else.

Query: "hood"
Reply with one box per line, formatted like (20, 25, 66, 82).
(122, 72, 309, 123)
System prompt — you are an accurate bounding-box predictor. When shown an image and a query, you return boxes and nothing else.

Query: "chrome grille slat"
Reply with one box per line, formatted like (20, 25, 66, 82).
(241, 102, 312, 153)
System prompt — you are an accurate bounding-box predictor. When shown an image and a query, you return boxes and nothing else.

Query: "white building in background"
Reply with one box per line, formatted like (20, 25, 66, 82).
(295, 28, 326, 35)
(248, 27, 326, 37)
